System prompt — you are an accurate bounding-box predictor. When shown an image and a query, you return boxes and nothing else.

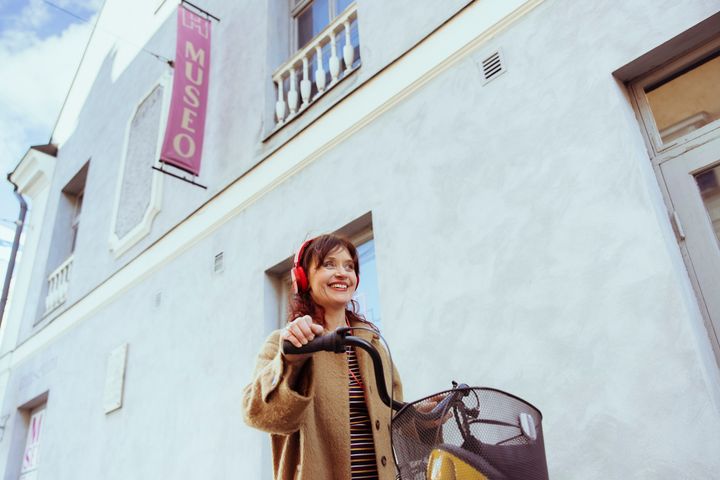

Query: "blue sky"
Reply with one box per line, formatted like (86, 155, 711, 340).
(0, 0, 102, 224)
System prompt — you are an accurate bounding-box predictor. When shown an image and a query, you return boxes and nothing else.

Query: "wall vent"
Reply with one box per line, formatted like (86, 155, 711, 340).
(214, 252, 224, 274)
(481, 50, 505, 84)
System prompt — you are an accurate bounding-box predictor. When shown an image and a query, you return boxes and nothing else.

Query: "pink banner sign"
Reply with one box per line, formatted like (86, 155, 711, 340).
(160, 5, 211, 176)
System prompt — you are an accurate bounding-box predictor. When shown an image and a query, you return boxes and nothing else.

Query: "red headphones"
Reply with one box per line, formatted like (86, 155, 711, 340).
(291, 237, 360, 294)
(291, 239, 313, 294)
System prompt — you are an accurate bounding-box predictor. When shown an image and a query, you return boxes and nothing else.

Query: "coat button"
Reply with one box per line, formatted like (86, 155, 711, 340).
(381, 456, 387, 467)
(375, 420, 380, 430)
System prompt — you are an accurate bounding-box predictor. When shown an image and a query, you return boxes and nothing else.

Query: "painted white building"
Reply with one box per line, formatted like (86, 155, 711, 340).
(1, 0, 720, 478)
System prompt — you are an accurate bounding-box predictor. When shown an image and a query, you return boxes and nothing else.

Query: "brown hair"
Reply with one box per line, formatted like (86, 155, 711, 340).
(288, 234, 375, 330)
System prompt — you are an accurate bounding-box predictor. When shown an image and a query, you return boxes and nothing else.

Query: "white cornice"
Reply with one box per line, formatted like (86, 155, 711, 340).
(11, 0, 544, 366)
(9, 149, 56, 198)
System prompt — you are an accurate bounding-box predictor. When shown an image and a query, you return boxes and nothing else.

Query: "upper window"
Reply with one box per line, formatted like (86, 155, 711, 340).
(70, 191, 83, 254)
(273, 0, 360, 126)
(42, 163, 88, 317)
(292, 0, 353, 50)
(632, 40, 720, 152)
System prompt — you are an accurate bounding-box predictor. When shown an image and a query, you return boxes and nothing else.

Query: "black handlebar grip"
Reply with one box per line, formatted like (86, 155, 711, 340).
(282, 331, 347, 355)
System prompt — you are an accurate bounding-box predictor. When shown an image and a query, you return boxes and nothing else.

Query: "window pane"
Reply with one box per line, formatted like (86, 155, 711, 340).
(695, 164, 720, 248)
(645, 52, 720, 143)
(297, 0, 329, 49)
(336, 0, 352, 15)
(354, 239, 382, 330)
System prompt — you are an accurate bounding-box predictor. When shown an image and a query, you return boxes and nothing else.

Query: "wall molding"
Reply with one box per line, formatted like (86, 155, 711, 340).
(108, 72, 171, 258)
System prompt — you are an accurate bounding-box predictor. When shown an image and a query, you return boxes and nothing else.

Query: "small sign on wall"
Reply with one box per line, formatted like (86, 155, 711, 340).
(104, 344, 128, 414)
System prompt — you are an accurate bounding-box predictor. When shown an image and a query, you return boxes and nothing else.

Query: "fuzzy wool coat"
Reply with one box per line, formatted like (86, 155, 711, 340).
(242, 321, 403, 480)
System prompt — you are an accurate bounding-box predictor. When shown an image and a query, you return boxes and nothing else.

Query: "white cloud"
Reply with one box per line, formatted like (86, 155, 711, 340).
(0, 3, 97, 219)
(0, 20, 93, 131)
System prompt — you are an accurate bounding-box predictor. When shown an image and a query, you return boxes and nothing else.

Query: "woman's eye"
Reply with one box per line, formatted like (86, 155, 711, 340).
(323, 261, 334, 268)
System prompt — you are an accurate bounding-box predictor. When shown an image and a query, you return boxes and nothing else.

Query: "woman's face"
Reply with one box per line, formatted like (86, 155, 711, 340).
(308, 246, 357, 311)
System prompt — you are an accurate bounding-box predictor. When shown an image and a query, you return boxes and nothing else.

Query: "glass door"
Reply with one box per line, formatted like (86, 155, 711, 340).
(661, 136, 720, 354)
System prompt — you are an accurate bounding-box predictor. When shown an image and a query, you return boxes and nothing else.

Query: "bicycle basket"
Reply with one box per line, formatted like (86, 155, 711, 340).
(391, 387, 548, 480)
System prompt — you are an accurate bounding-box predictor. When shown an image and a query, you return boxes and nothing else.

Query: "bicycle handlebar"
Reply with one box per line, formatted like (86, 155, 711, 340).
(282, 329, 468, 420)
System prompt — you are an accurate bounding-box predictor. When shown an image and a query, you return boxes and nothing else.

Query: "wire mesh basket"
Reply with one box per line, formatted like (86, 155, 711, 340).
(391, 387, 549, 480)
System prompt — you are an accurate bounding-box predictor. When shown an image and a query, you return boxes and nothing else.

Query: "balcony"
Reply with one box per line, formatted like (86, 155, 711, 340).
(273, 3, 360, 127)
(45, 255, 73, 314)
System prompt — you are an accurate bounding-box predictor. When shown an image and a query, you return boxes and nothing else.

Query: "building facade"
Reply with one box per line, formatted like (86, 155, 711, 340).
(1, 0, 720, 478)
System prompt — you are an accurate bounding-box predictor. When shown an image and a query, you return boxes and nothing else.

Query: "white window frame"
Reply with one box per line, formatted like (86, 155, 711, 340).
(630, 37, 720, 159)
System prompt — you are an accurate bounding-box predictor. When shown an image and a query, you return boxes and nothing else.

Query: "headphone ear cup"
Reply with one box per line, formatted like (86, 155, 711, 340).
(292, 239, 313, 294)
(291, 266, 308, 294)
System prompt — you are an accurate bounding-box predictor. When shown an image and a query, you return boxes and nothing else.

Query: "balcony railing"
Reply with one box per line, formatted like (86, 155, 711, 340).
(45, 255, 73, 314)
(273, 3, 360, 127)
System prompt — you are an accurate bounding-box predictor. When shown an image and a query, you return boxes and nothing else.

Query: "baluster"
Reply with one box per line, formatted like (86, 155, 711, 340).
(288, 68, 299, 115)
(329, 33, 340, 84)
(343, 21, 354, 72)
(300, 57, 311, 107)
(61, 263, 70, 300)
(315, 45, 326, 93)
(275, 78, 286, 123)
(46, 278, 54, 311)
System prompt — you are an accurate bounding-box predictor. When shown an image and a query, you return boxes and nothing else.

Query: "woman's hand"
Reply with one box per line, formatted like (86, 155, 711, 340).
(414, 395, 452, 429)
(281, 315, 324, 348)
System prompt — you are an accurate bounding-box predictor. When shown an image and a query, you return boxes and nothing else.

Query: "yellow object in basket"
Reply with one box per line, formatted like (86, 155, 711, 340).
(426, 448, 489, 480)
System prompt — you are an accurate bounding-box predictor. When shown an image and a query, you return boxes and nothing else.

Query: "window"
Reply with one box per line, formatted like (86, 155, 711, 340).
(292, 0, 354, 50)
(42, 163, 88, 317)
(632, 40, 720, 151)
(19, 405, 45, 480)
(273, 0, 360, 125)
(353, 237, 382, 328)
(70, 192, 83, 254)
(61, 163, 88, 258)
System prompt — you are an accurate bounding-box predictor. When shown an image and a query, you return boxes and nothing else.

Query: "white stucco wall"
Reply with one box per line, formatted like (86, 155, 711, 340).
(1, 0, 719, 479)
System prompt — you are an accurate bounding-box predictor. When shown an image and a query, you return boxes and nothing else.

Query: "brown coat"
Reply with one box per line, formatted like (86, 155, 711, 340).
(242, 321, 402, 480)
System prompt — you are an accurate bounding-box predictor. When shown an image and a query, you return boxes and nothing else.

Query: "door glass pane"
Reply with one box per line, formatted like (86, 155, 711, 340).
(645, 51, 720, 143)
(695, 164, 720, 246)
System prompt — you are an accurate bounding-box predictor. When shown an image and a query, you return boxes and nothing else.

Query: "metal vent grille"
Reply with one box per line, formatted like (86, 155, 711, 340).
(214, 252, 224, 274)
(481, 50, 505, 84)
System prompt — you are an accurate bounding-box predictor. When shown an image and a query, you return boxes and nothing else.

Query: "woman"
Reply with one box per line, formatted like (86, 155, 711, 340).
(242, 234, 401, 480)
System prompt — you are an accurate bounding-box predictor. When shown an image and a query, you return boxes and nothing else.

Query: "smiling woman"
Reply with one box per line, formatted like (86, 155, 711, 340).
(243, 234, 402, 480)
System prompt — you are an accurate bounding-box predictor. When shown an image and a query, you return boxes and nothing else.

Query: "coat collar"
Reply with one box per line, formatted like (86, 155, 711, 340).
(346, 317, 380, 343)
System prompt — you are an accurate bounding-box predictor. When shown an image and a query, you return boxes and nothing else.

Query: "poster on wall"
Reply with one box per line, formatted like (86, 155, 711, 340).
(160, 5, 211, 176)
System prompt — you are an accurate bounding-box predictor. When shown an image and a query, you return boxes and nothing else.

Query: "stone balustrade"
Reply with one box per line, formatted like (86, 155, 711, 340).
(273, 3, 359, 126)
(45, 254, 73, 314)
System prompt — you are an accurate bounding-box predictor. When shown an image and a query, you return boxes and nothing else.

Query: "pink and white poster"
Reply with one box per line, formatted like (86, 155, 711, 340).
(160, 5, 211, 176)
